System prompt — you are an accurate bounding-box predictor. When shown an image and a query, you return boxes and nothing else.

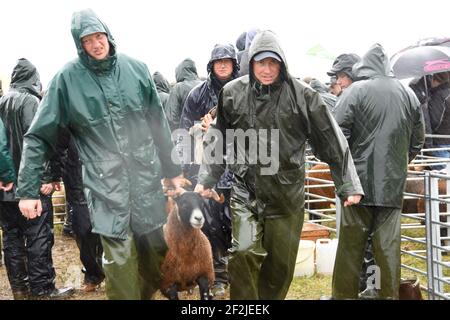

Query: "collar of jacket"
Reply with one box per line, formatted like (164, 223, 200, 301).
(252, 78, 283, 98)
(208, 72, 236, 98)
(81, 50, 117, 75)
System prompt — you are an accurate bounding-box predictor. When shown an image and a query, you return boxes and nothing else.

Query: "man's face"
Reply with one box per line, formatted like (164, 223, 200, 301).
(329, 83, 342, 97)
(213, 59, 234, 81)
(81, 32, 110, 60)
(336, 72, 353, 90)
(253, 57, 281, 85)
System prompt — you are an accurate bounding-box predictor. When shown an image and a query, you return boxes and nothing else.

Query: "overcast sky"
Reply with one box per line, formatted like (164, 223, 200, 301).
(1, 0, 449, 88)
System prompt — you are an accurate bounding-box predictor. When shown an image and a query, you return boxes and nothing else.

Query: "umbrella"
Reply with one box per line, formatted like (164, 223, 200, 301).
(414, 37, 450, 48)
(391, 45, 450, 79)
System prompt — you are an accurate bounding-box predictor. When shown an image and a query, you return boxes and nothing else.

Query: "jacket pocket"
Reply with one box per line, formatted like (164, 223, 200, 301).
(81, 158, 125, 207)
(131, 145, 162, 192)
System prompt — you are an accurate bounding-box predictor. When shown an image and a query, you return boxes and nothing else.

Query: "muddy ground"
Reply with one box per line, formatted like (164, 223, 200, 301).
(0, 231, 106, 300)
(0, 229, 229, 300)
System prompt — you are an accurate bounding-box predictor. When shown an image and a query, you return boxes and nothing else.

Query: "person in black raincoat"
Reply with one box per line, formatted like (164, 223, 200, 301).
(180, 43, 239, 296)
(0, 58, 74, 299)
(16, 10, 183, 300)
(409, 76, 433, 149)
(332, 44, 425, 299)
(426, 72, 450, 170)
(54, 132, 105, 292)
(166, 58, 201, 131)
(153, 71, 171, 114)
(195, 30, 363, 300)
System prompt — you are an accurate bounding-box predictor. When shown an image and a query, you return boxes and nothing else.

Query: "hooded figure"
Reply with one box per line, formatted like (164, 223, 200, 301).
(236, 31, 247, 64)
(332, 44, 425, 299)
(166, 58, 201, 130)
(16, 9, 181, 300)
(180, 44, 239, 131)
(0, 58, 73, 299)
(238, 28, 259, 76)
(197, 30, 364, 300)
(152, 71, 171, 114)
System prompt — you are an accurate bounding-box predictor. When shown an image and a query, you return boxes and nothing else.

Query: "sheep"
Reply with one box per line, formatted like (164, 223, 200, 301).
(160, 191, 215, 300)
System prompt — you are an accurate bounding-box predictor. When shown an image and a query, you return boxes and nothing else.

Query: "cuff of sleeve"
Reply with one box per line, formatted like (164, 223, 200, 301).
(336, 182, 364, 200)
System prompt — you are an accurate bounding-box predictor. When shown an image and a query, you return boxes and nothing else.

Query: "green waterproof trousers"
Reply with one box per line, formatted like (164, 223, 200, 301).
(332, 205, 401, 299)
(100, 227, 167, 300)
(228, 199, 304, 300)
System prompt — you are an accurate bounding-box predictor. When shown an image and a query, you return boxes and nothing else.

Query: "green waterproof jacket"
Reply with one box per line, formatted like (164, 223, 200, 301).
(199, 30, 363, 217)
(17, 9, 181, 239)
(334, 44, 425, 208)
(0, 118, 15, 183)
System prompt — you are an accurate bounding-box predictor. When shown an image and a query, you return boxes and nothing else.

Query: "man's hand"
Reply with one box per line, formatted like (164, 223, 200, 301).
(52, 181, 62, 192)
(201, 113, 213, 132)
(344, 194, 363, 207)
(40, 183, 54, 195)
(0, 181, 14, 192)
(19, 199, 42, 219)
(194, 183, 211, 197)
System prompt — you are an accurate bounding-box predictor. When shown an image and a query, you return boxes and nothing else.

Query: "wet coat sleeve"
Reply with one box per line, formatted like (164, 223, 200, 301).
(408, 96, 426, 163)
(306, 90, 364, 200)
(145, 69, 181, 179)
(17, 76, 69, 199)
(0, 118, 15, 183)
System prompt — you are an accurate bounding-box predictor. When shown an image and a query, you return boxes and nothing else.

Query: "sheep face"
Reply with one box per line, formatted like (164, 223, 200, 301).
(175, 192, 205, 229)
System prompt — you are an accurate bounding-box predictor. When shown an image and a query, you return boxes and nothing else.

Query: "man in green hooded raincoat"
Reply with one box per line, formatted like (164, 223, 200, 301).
(16, 9, 183, 300)
(195, 30, 364, 300)
(332, 44, 425, 299)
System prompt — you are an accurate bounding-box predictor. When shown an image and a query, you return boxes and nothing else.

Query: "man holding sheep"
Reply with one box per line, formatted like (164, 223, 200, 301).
(195, 30, 364, 300)
(16, 9, 183, 300)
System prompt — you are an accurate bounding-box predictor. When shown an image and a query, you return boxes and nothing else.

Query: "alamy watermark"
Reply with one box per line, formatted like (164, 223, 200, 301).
(171, 128, 280, 175)
(366, 265, 381, 290)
